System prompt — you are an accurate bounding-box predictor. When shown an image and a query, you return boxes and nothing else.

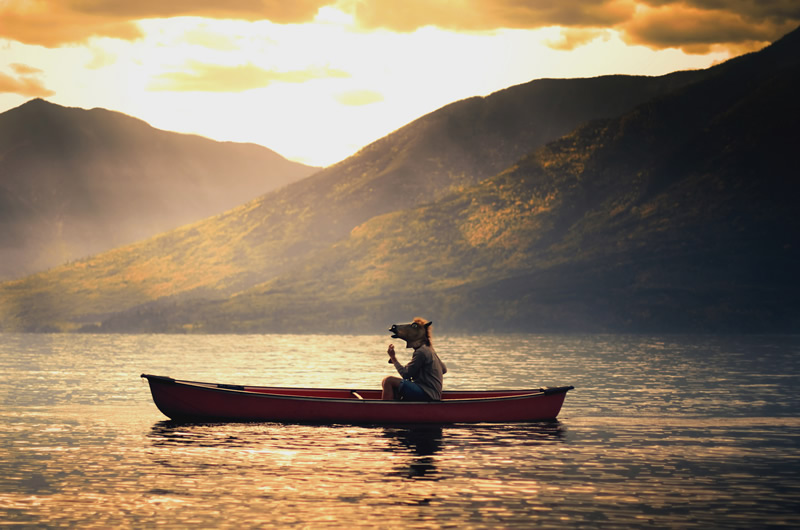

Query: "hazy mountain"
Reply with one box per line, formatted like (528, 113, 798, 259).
(0, 68, 710, 331)
(3, 28, 798, 333)
(0, 99, 318, 280)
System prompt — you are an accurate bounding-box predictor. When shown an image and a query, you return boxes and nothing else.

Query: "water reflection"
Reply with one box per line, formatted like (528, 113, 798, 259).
(7, 333, 799, 528)
(381, 422, 566, 480)
(147, 420, 567, 485)
(148, 421, 251, 448)
(382, 426, 443, 479)
(148, 421, 565, 449)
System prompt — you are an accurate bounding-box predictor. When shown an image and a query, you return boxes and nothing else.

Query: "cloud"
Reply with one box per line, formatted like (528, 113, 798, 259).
(69, 0, 328, 22)
(544, 28, 611, 50)
(348, 0, 798, 53)
(350, 0, 634, 32)
(622, 2, 799, 53)
(0, 0, 797, 54)
(182, 26, 241, 51)
(335, 89, 384, 106)
(0, 1, 143, 47)
(0, 65, 55, 97)
(0, 0, 328, 47)
(639, 0, 800, 22)
(149, 61, 349, 92)
(10, 64, 44, 75)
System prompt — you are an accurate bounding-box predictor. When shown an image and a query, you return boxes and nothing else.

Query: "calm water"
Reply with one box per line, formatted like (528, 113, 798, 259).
(1, 333, 799, 528)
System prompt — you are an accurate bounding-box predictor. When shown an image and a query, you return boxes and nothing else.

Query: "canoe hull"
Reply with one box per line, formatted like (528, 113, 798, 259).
(141, 374, 573, 424)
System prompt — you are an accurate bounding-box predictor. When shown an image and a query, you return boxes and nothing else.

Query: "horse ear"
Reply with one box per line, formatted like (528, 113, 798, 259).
(425, 321, 432, 328)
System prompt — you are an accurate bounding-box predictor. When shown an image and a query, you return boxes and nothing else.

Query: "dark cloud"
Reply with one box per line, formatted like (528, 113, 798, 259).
(350, 1, 798, 53)
(621, 2, 798, 53)
(640, 0, 800, 22)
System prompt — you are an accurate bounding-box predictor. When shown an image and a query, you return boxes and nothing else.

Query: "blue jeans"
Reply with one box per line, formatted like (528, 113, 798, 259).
(398, 380, 429, 401)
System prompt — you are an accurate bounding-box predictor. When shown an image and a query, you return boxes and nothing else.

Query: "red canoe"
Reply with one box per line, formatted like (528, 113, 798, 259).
(141, 374, 574, 424)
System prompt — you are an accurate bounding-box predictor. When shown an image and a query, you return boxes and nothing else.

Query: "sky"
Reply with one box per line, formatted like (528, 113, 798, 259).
(1, 1, 797, 167)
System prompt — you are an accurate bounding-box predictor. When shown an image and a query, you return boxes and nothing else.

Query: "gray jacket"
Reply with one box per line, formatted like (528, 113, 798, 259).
(392, 344, 447, 400)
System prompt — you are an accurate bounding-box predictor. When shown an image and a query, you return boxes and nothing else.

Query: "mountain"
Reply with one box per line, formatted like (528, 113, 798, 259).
(197, 26, 797, 334)
(0, 66, 710, 332)
(104, 26, 799, 334)
(0, 99, 318, 280)
(3, 27, 799, 333)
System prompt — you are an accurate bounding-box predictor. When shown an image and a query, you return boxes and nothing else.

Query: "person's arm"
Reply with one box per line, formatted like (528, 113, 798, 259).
(387, 344, 406, 378)
(391, 358, 407, 378)
(388, 344, 424, 379)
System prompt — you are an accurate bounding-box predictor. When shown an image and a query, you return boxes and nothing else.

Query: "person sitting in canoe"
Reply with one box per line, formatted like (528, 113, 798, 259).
(382, 317, 447, 401)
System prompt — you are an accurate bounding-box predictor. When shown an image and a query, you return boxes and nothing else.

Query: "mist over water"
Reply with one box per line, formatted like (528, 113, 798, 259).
(2, 333, 799, 528)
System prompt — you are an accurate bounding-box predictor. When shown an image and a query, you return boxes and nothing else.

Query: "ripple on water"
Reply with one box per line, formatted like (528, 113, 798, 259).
(1, 333, 799, 528)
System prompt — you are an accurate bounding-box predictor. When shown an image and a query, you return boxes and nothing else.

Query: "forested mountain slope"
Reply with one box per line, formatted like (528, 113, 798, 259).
(4, 28, 798, 333)
(0, 67, 707, 331)
(103, 27, 800, 333)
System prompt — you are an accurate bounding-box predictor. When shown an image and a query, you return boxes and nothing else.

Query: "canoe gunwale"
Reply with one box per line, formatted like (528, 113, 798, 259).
(141, 373, 574, 423)
(141, 373, 573, 405)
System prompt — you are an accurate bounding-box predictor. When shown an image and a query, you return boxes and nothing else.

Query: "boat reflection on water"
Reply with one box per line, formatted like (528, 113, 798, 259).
(147, 420, 253, 448)
(382, 426, 444, 479)
(382, 422, 566, 480)
(147, 420, 566, 449)
(146, 420, 566, 487)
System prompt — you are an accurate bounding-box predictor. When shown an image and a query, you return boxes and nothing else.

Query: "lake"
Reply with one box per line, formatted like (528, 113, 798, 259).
(1, 333, 799, 528)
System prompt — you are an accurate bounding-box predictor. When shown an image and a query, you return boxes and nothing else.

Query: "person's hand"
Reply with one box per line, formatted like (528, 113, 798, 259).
(387, 344, 396, 363)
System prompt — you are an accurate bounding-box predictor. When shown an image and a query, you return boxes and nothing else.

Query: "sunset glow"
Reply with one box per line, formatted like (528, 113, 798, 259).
(1, 1, 796, 166)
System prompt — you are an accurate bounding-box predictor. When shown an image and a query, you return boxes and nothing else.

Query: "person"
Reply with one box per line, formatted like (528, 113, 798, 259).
(381, 318, 447, 401)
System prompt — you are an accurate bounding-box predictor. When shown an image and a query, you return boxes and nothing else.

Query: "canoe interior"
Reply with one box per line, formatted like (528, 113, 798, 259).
(144, 375, 569, 401)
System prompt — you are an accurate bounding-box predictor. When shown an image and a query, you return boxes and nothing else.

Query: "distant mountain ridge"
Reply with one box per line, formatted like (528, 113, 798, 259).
(0, 69, 709, 332)
(281, 25, 798, 333)
(2, 27, 798, 333)
(0, 99, 318, 280)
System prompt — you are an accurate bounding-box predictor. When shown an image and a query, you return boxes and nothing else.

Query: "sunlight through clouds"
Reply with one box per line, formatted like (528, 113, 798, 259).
(1, 1, 795, 165)
(543, 28, 612, 50)
(181, 26, 242, 51)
